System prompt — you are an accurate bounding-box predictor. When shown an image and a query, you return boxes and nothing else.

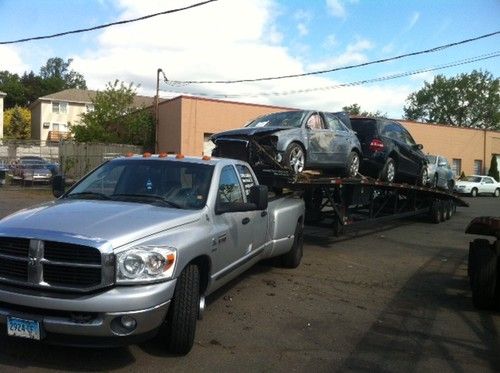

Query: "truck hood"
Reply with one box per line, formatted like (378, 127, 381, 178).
(0, 199, 203, 249)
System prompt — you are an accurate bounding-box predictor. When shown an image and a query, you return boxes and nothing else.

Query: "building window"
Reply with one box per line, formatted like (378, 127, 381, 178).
(451, 159, 461, 177)
(474, 160, 483, 175)
(52, 101, 68, 114)
(43, 122, 50, 129)
(52, 123, 60, 131)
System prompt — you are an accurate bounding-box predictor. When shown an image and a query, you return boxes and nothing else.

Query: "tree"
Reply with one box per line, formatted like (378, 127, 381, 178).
(3, 106, 31, 139)
(72, 80, 154, 148)
(342, 103, 387, 117)
(488, 155, 499, 182)
(0, 71, 26, 108)
(404, 70, 500, 129)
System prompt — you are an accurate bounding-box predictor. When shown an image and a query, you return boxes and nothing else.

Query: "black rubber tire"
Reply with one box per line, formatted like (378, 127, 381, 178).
(380, 157, 396, 182)
(165, 264, 200, 355)
(283, 143, 305, 175)
(471, 188, 478, 197)
(494, 188, 500, 197)
(468, 239, 490, 286)
(417, 165, 428, 186)
(444, 200, 452, 220)
(280, 221, 304, 268)
(429, 200, 441, 224)
(470, 240, 497, 309)
(345, 151, 360, 177)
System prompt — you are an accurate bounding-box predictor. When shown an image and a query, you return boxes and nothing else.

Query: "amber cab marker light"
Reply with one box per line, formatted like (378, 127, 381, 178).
(143, 152, 152, 158)
(175, 154, 185, 159)
(202, 155, 211, 161)
(159, 152, 168, 158)
(125, 152, 134, 157)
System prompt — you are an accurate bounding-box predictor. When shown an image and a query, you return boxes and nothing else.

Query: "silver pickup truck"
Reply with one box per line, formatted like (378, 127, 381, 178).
(0, 155, 305, 354)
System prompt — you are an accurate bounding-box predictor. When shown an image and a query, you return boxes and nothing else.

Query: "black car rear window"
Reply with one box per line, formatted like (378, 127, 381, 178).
(350, 119, 377, 139)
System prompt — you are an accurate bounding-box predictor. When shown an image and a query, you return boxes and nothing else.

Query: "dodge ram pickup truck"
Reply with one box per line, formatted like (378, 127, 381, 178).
(0, 154, 305, 354)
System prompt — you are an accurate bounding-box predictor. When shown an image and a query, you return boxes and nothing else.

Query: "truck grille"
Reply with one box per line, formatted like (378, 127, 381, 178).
(0, 237, 114, 293)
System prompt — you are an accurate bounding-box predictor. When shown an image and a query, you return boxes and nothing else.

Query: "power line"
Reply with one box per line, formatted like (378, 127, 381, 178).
(0, 0, 219, 45)
(164, 30, 500, 85)
(161, 51, 500, 99)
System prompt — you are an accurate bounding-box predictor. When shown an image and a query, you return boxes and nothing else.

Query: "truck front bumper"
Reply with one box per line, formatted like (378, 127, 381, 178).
(0, 279, 177, 346)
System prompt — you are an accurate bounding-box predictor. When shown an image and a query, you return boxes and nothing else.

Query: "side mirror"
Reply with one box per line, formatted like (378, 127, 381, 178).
(413, 144, 423, 150)
(248, 185, 268, 210)
(438, 161, 447, 167)
(52, 175, 66, 198)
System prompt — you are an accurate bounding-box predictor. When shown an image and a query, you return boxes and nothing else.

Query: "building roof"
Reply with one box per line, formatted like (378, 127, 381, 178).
(32, 88, 156, 108)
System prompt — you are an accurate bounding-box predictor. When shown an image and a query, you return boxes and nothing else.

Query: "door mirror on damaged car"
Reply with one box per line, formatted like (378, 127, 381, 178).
(52, 175, 66, 198)
(412, 144, 424, 150)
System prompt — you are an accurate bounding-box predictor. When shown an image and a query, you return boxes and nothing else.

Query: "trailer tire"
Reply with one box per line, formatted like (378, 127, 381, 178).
(429, 200, 441, 224)
(444, 200, 452, 220)
(165, 264, 200, 355)
(470, 240, 498, 310)
(280, 221, 304, 268)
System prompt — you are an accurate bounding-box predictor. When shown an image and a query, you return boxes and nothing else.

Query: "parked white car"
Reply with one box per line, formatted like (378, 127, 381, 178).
(454, 175, 500, 197)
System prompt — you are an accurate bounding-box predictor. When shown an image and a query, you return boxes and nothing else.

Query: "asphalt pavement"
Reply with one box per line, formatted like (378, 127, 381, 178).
(0, 187, 499, 372)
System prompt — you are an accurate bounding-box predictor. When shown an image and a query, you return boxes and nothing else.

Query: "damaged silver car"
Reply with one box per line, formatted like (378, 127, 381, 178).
(211, 110, 362, 177)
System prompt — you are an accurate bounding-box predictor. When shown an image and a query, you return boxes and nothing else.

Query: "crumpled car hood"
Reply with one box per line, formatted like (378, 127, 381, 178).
(211, 126, 292, 139)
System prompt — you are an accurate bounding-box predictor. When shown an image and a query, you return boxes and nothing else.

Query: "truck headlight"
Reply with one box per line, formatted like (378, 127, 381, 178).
(116, 246, 176, 284)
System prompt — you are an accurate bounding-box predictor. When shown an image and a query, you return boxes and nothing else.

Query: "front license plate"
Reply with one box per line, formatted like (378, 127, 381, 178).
(7, 316, 41, 340)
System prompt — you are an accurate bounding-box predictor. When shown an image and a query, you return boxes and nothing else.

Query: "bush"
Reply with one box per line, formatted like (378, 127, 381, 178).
(488, 155, 499, 181)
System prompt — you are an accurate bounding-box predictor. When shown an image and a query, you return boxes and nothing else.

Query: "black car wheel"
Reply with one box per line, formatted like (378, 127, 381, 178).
(418, 166, 428, 186)
(283, 143, 305, 175)
(471, 188, 478, 197)
(494, 188, 500, 197)
(380, 158, 396, 182)
(279, 220, 304, 268)
(346, 151, 360, 177)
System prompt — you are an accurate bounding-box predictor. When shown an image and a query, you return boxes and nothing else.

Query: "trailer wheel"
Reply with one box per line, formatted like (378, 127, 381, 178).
(164, 264, 200, 355)
(444, 200, 452, 220)
(470, 240, 498, 310)
(280, 221, 304, 268)
(429, 200, 441, 224)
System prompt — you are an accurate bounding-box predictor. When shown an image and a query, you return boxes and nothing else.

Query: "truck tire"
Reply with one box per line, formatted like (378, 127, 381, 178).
(280, 221, 304, 268)
(165, 264, 200, 355)
(429, 200, 441, 224)
(444, 200, 452, 220)
(470, 240, 498, 310)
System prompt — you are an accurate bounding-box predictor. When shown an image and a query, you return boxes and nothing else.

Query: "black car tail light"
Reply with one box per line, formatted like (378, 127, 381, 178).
(369, 139, 384, 152)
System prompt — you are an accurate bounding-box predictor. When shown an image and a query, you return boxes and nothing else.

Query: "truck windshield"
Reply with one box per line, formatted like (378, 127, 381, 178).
(67, 159, 214, 210)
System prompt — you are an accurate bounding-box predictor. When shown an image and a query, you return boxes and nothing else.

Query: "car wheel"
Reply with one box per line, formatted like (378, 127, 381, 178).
(380, 157, 396, 182)
(470, 240, 498, 310)
(165, 264, 200, 355)
(431, 174, 438, 188)
(280, 221, 304, 268)
(283, 143, 305, 175)
(494, 188, 500, 197)
(346, 151, 360, 177)
(471, 188, 478, 197)
(417, 166, 428, 187)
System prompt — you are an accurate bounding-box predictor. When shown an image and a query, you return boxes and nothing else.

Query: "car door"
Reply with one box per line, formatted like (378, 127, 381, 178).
(381, 122, 413, 175)
(210, 165, 254, 280)
(324, 112, 351, 167)
(236, 164, 269, 252)
(399, 126, 423, 176)
(305, 112, 337, 166)
(481, 177, 495, 193)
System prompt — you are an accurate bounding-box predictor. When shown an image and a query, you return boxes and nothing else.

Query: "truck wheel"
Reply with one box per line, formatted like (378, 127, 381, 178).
(429, 200, 441, 224)
(444, 200, 452, 220)
(165, 264, 200, 355)
(470, 240, 497, 309)
(280, 221, 304, 268)
(468, 239, 490, 286)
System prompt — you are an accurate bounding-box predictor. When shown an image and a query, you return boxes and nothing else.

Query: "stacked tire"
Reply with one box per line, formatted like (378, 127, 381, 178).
(468, 239, 500, 309)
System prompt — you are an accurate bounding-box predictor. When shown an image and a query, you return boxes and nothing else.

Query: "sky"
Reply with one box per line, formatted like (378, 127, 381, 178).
(0, 0, 498, 118)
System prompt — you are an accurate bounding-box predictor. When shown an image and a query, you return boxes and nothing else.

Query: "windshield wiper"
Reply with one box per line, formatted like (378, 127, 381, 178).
(66, 192, 110, 200)
(111, 193, 182, 209)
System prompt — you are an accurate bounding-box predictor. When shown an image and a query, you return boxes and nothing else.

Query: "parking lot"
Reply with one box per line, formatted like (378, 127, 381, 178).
(0, 187, 499, 372)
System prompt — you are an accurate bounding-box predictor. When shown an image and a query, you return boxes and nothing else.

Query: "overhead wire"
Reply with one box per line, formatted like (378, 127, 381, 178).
(0, 0, 219, 45)
(160, 51, 500, 99)
(164, 30, 500, 85)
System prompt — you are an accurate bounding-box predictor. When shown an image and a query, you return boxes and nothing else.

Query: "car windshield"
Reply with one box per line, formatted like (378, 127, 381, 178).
(464, 176, 482, 182)
(245, 111, 307, 128)
(426, 155, 437, 163)
(67, 159, 214, 210)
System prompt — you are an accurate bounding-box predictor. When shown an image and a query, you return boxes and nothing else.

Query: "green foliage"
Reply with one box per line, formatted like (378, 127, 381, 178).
(488, 155, 499, 181)
(342, 103, 387, 117)
(3, 106, 31, 139)
(72, 80, 154, 148)
(404, 70, 500, 129)
(0, 57, 86, 108)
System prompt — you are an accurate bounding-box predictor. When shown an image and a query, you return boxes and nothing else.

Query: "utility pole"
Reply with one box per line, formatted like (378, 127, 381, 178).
(155, 68, 162, 153)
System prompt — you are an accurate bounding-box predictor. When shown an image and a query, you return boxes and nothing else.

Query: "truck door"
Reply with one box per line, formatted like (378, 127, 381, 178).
(236, 164, 269, 252)
(210, 165, 255, 280)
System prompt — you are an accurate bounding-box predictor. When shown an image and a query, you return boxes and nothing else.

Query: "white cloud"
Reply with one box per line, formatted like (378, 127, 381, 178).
(326, 0, 346, 18)
(406, 11, 420, 32)
(297, 23, 308, 36)
(322, 34, 338, 49)
(309, 38, 373, 70)
(0, 46, 29, 74)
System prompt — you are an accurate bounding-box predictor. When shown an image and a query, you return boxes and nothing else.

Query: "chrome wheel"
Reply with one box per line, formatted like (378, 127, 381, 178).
(348, 152, 360, 177)
(286, 145, 305, 174)
(385, 160, 395, 182)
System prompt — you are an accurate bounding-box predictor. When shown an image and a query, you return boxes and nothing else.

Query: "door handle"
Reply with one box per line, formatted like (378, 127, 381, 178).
(261, 211, 268, 217)
(242, 217, 250, 225)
